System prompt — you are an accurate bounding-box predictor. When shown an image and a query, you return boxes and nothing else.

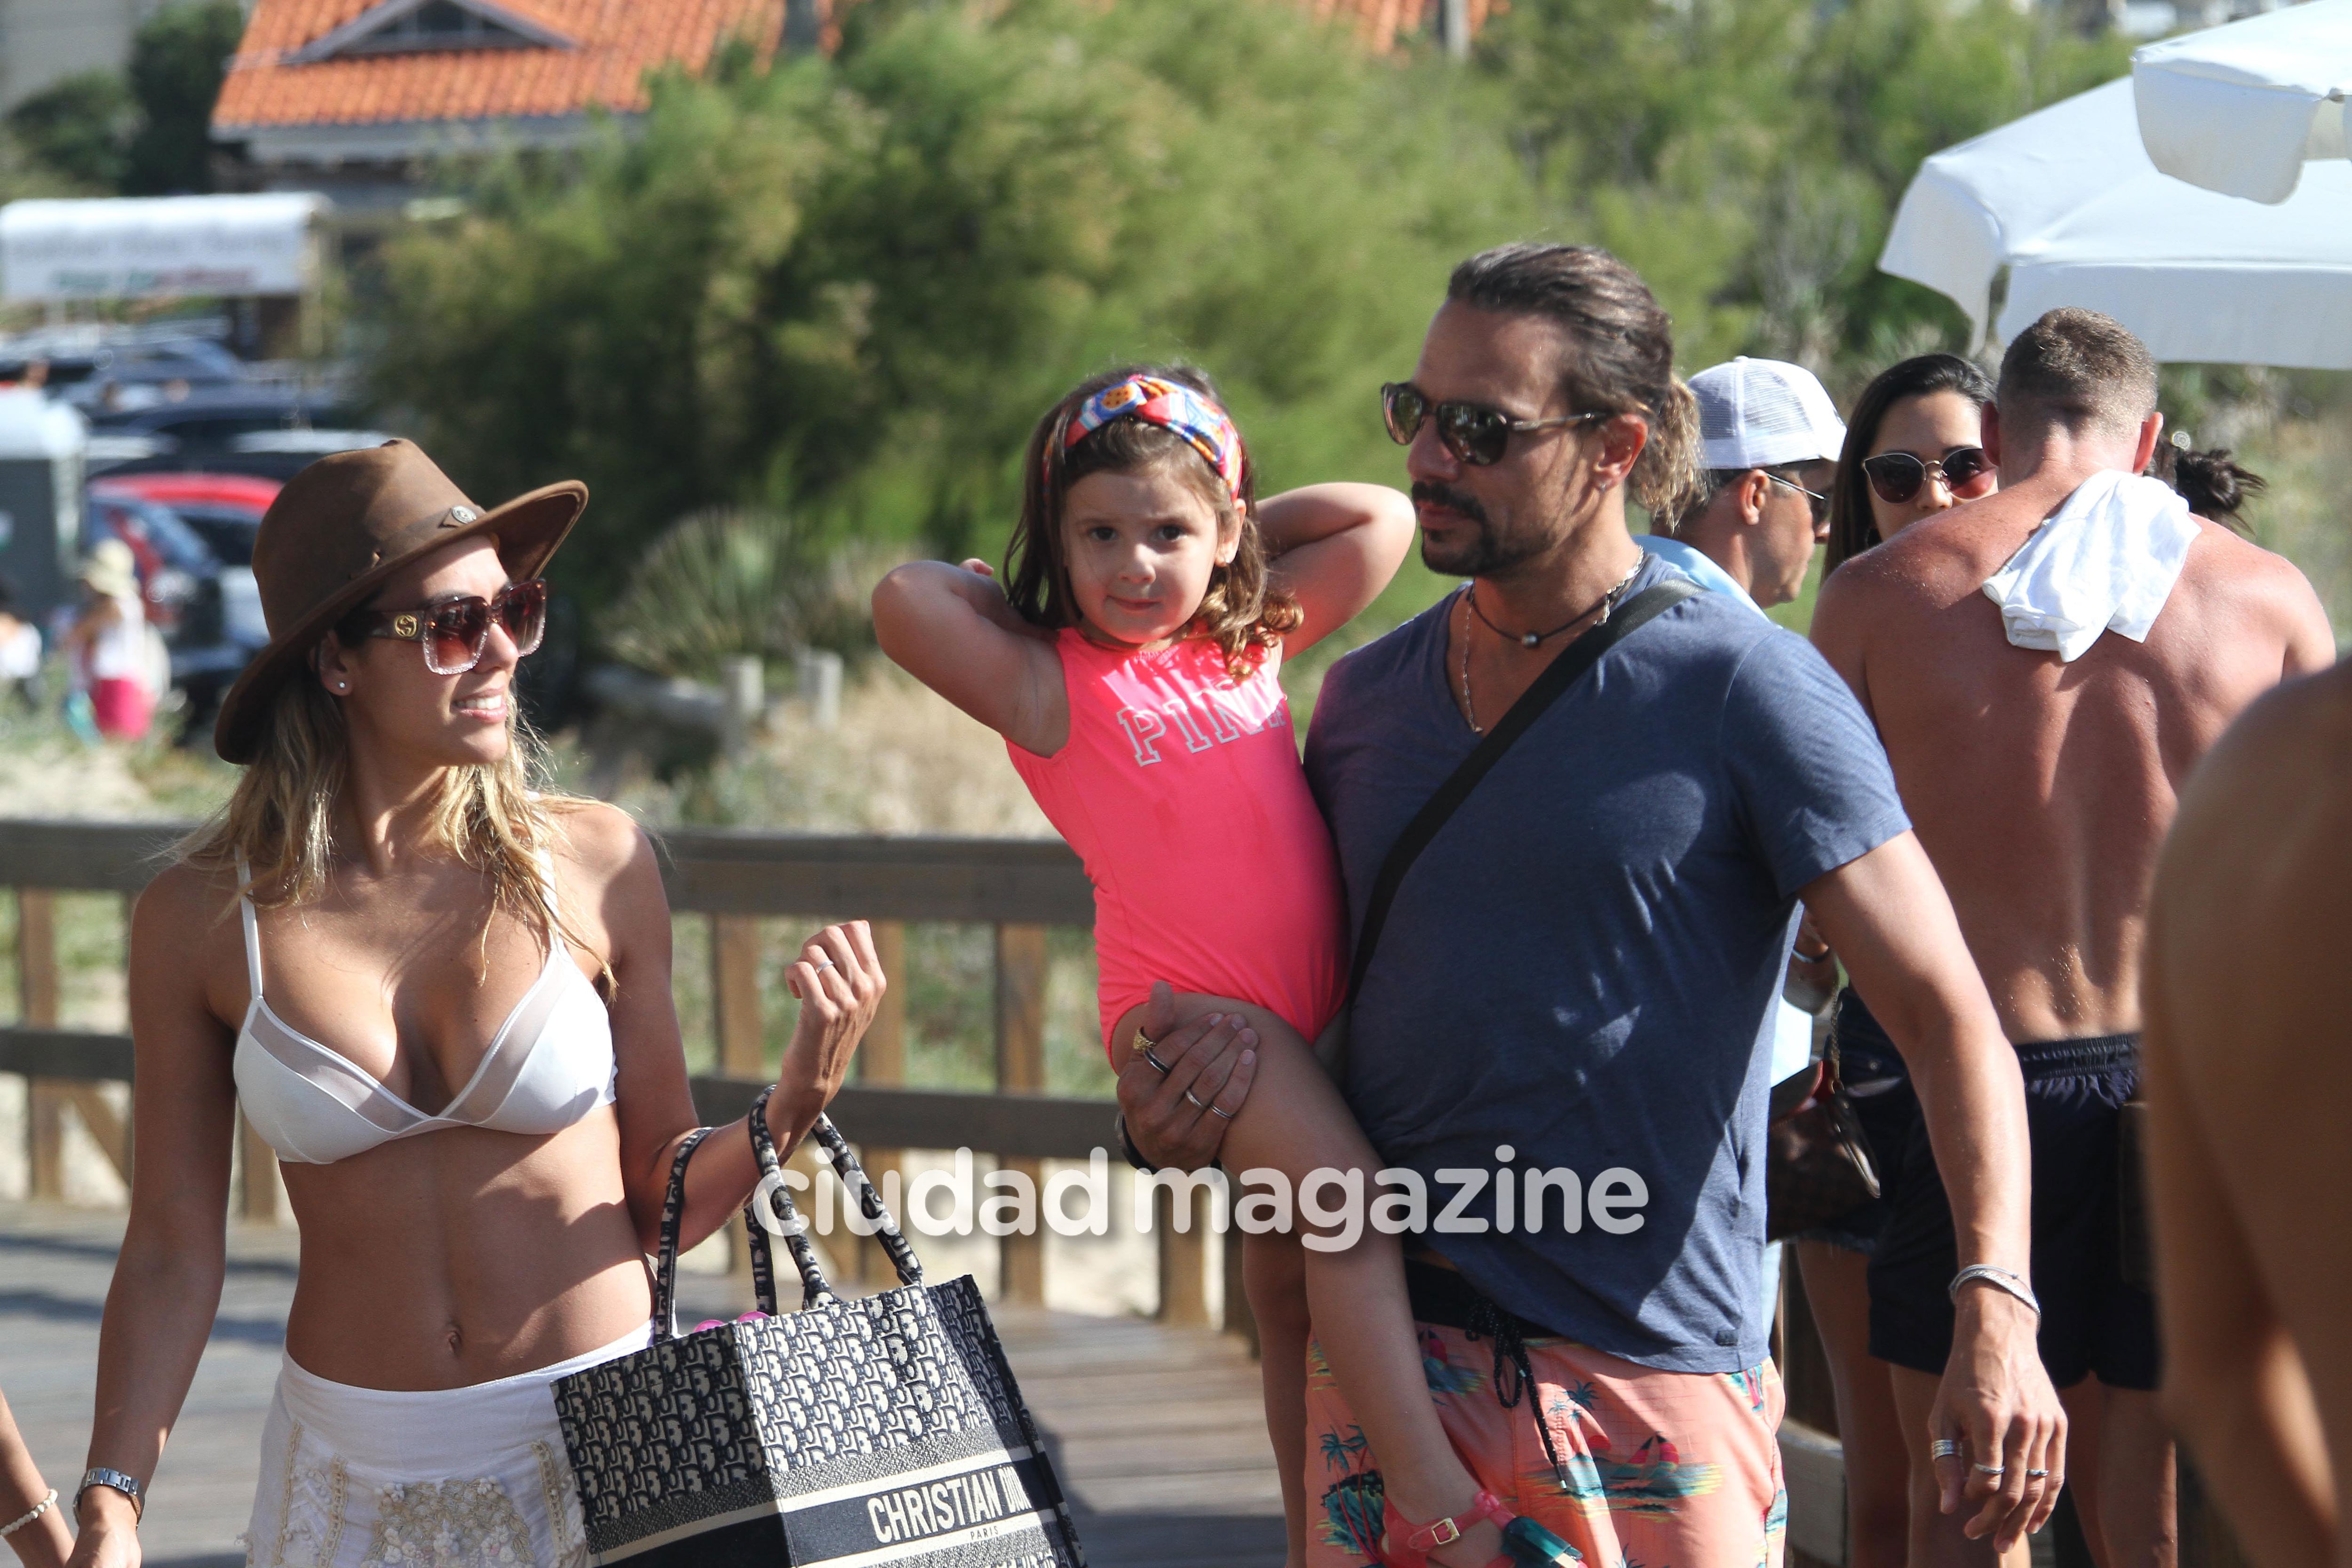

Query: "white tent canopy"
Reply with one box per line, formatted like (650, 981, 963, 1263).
(1878, 76, 2352, 369)
(0, 193, 326, 303)
(2133, 0, 2352, 204)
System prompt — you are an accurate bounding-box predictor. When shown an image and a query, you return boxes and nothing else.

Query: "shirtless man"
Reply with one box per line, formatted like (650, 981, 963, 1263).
(2141, 661, 2347, 1568)
(1810, 307, 2333, 1568)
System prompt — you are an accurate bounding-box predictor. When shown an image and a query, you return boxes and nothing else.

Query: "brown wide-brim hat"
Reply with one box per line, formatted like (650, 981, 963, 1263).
(213, 439, 587, 764)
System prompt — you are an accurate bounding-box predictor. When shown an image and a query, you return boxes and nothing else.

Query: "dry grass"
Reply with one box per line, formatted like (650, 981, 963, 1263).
(582, 662, 1056, 836)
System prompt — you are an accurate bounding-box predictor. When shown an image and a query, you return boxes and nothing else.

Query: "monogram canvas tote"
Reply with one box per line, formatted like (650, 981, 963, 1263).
(552, 1100, 1086, 1566)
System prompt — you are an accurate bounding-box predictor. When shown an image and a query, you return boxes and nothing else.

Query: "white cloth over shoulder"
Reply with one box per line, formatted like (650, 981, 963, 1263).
(1980, 470, 2200, 662)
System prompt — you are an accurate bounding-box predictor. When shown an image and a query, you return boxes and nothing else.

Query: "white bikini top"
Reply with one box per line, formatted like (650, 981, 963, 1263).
(230, 856, 616, 1166)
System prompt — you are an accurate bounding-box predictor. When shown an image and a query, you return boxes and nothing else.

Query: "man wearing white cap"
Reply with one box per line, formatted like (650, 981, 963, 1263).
(1640, 356, 1842, 612)
(1638, 356, 1848, 1355)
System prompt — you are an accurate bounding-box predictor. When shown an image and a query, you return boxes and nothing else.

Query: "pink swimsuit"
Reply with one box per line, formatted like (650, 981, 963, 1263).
(1009, 628, 1349, 1054)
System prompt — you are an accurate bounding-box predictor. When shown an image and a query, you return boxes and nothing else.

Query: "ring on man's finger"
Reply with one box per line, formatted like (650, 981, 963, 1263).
(2025, 1469, 2050, 1480)
(1208, 1102, 1236, 1120)
(1931, 1440, 1963, 1459)
(1971, 1463, 2005, 1476)
(1142, 1046, 1174, 1074)
(1182, 1090, 1209, 1111)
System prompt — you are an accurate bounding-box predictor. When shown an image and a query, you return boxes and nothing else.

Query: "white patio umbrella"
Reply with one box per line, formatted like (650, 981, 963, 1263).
(1878, 76, 2352, 368)
(2132, 0, 2352, 204)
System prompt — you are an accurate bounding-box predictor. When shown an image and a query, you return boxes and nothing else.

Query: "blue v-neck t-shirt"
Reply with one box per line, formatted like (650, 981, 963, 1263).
(1302, 554, 1909, 1372)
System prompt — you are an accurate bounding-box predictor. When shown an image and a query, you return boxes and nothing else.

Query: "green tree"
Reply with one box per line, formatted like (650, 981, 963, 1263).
(1478, 0, 2128, 386)
(123, 0, 246, 195)
(372, 0, 1531, 617)
(5, 70, 135, 191)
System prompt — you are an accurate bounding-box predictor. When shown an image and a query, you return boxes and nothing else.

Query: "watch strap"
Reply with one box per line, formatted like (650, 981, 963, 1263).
(75, 1467, 143, 1524)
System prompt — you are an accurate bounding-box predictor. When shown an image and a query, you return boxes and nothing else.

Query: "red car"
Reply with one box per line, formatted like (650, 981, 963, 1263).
(92, 472, 282, 517)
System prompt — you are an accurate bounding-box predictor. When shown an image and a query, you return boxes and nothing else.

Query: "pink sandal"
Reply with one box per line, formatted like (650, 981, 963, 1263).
(1381, 1491, 1581, 1568)
(1381, 1490, 1514, 1568)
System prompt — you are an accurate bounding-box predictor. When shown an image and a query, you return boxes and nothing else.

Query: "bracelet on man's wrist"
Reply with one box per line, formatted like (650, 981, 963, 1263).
(1948, 1263, 2041, 1318)
(1113, 1113, 1159, 1175)
(75, 1467, 143, 1526)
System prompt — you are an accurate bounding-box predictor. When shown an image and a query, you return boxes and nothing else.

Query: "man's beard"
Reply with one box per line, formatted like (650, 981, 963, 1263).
(1412, 482, 1545, 577)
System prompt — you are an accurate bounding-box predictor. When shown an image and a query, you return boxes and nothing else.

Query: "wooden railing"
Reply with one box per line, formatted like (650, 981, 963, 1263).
(0, 819, 1245, 1339)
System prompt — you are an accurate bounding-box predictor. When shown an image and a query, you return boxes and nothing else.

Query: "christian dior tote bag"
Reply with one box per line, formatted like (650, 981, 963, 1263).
(551, 1095, 1086, 1567)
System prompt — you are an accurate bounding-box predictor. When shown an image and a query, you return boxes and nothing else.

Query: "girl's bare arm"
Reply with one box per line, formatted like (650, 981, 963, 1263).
(1257, 484, 1416, 653)
(871, 562, 1066, 755)
(70, 868, 244, 1565)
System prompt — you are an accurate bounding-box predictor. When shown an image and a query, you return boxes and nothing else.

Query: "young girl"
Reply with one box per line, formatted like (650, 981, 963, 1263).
(874, 366, 1557, 1568)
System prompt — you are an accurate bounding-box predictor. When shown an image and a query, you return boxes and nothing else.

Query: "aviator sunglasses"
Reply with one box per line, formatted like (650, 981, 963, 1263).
(1382, 382, 1605, 467)
(1859, 446, 1994, 505)
(345, 578, 549, 676)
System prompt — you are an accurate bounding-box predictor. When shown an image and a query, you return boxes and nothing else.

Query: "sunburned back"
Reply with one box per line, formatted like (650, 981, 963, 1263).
(1830, 478, 2326, 1040)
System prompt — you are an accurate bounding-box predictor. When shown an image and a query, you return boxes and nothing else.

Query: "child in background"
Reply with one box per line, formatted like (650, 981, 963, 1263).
(62, 541, 156, 741)
(876, 367, 1570, 1568)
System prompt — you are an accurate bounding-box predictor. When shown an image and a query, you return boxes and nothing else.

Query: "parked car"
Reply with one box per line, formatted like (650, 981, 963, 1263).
(94, 473, 278, 564)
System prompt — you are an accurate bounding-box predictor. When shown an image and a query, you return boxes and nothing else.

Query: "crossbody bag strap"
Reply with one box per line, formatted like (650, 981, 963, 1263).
(1345, 578, 1699, 1002)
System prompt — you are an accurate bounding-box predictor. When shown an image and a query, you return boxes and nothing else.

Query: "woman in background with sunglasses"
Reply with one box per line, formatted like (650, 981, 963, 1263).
(1824, 354, 1998, 575)
(1795, 351, 1997, 1568)
(67, 442, 883, 1568)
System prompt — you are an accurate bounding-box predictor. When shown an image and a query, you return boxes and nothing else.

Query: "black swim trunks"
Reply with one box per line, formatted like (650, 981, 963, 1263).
(1793, 988, 1919, 1255)
(1859, 992, 2158, 1391)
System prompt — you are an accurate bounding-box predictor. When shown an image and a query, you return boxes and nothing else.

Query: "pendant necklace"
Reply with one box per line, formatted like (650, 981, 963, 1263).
(1458, 557, 1643, 735)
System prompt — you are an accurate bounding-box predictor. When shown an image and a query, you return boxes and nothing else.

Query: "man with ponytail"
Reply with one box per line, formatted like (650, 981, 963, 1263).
(1122, 244, 2058, 1567)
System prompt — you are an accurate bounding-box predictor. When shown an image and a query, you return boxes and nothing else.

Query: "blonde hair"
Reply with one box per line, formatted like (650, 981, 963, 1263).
(180, 666, 604, 975)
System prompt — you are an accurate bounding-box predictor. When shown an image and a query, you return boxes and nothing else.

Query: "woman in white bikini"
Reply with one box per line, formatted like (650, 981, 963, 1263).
(67, 441, 883, 1568)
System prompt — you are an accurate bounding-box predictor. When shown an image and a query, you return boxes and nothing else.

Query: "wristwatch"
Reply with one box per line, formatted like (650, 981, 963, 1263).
(75, 1467, 143, 1524)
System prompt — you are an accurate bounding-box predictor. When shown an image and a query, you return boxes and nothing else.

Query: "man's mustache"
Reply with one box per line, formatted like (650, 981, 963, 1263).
(1411, 481, 1489, 526)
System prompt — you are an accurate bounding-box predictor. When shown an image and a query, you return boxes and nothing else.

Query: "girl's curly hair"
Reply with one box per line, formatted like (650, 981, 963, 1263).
(1003, 364, 1299, 679)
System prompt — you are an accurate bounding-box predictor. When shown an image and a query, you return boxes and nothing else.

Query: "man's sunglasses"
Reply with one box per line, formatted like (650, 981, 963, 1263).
(345, 579, 549, 676)
(1859, 446, 1994, 505)
(1382, 382, 1604, 467)
(1764, 471, 1831, 526)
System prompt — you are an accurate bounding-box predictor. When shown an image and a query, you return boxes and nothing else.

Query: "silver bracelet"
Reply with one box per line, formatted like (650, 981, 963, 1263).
(74, 1466, 143, 1524)
(0, 1488, 56, 1539)
(1949, 1263, 2041, 1317)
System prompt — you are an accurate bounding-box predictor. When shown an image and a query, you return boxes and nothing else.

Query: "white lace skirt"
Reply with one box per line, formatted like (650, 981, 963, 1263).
(243, 1325, 650, 1568)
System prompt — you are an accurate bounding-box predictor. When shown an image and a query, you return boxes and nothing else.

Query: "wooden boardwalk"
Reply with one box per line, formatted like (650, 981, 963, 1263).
(0, 1200, 1284, 1568)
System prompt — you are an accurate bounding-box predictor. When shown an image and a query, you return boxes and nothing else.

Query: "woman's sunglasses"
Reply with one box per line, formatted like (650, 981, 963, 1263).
(346, 579, 549, 676)
(1382, 382, 1604, 467)
(1859, 446, 1994, 505)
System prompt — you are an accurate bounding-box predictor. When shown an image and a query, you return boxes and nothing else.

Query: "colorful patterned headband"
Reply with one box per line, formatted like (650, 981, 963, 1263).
(1062, 376, 1246, 497)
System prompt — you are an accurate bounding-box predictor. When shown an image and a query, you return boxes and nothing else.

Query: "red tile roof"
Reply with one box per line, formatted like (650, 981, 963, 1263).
(1309, 0, 1502, 53)
(215, 0, 790, 132)
(214, 0, 1490, 135)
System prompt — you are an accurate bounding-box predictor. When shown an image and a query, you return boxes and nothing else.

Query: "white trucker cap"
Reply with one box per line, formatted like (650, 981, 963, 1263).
(1690, 357, 1847, 471)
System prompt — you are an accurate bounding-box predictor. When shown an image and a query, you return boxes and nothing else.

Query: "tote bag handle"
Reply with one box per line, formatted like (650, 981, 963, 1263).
(650, 1124, 716, 1343)
(741, 1087, 927, 1316)
(648, 1097, 929, 1342)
